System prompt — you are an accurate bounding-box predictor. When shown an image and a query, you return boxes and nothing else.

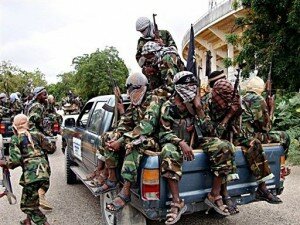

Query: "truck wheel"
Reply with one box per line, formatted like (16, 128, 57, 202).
(65, 146, 77, 184)
(100, 190, 147, 225)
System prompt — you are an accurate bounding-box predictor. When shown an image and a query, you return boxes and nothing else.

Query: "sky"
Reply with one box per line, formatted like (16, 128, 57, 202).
(1, 0, 210, 84)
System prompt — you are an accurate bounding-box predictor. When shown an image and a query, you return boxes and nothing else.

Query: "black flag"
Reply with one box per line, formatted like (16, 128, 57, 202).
(186, 24, 198, 82)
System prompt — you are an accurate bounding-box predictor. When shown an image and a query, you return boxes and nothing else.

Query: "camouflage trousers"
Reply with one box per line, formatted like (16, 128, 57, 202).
(40, 156, 51, 193)
(237, 137, 273, 183)
(104, 146, 125, 169)
(256, 131, 290, 159)
(121, 138, 159, 183)
(160, 143, 183, 182)
(201, 137, 238, 182)
(21, 181, 47, 225)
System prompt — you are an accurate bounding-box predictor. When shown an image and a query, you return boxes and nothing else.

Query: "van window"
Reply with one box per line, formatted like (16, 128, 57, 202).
(87, 101, 105, 134)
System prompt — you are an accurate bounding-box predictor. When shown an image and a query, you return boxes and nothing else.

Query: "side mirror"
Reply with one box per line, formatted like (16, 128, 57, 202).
(65, 118, 75, 127)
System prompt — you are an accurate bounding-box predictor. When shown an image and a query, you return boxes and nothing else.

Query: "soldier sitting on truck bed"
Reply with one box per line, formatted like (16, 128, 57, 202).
(242, 76, 290, 177)
(96, 72, 162, 195)
(10, 92, 23, 117)
(157, 71, 239, 223)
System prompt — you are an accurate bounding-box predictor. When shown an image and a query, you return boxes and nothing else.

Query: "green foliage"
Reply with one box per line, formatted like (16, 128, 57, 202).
(273, 92, 300, 165)
(71, 46, 128, 100)
(235, 0, 300, 91)
(225, 34, 239, 46)
(0, 61, 47, 94)
(223, 57, 233, 68)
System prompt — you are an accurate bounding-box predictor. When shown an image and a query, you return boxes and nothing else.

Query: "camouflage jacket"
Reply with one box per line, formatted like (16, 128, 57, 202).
(199, 93, 229, 138)
(241, 91, 271, 137)
(7, 131, 56, 186)
(110, 92, 152, 144)
(0, 104, 11, 118)
(26, 101, 46, 132)
(159, 99, 195, 146)
(10, 100, 23, 115)
(143, 48, 184, 92)
(136, 30, 177, 62)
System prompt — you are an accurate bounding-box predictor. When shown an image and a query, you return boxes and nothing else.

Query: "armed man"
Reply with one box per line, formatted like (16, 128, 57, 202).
(10, 92, 24, 116)
(96, 72, 162, 196)
(0, 114, 56, 225)
(26, 87, 54, 210)
(139, 41, 185, 92)
(0, 93, 11, 118)
(135, 16, 177, 63)
(207, 71, 283, 204)
(242, 76, 291, 176)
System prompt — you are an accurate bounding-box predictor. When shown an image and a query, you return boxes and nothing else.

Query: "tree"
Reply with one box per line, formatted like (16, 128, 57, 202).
(0, 61, 47, 95)
(72, 47, 128, 100)
(232, 0, 300, 91)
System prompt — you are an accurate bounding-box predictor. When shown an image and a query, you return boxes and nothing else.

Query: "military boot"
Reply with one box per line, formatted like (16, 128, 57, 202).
(38, 189, 53, 210)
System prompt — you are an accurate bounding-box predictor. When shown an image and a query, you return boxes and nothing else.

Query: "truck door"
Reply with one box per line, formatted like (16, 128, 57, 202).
(85, 101, 106, 169)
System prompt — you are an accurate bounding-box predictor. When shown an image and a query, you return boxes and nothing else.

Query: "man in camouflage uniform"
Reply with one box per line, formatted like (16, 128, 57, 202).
(10, 92, 23, 116)
(26, 87, 53, 210)
(103, 72, 162, 213)
(0, 93, 11, 118)
(135, 16, 177, 63)
(0, 114, 55, 225)
(242, 76, 290, 176)
(139, 41, 185, 92)
(214, 74, 283, 204)
(44, 95, 62, 136)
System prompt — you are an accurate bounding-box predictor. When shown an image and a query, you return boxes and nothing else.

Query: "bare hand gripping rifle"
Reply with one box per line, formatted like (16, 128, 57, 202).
(0, 137, 17, 204)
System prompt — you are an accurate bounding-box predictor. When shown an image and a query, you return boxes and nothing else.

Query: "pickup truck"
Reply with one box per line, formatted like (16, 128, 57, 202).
(62, 95, 285, 225)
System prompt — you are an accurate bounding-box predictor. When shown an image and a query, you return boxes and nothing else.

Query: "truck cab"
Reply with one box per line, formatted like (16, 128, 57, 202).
(62, 95, 286, 225)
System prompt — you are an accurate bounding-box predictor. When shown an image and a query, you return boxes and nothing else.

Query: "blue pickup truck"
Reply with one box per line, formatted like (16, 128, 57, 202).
(62, 95, 285, 225)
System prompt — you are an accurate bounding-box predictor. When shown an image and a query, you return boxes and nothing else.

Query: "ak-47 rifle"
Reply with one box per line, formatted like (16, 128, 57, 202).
(205, 50, 212, 77)
(265, 61, 274, 120)
(102, 69, 123, 128)
(152, 13, 163, 44)
(0, 136, 17, 204)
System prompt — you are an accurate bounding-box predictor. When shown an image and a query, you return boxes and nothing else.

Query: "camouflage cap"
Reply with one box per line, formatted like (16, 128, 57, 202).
(141, 41, 162, 55)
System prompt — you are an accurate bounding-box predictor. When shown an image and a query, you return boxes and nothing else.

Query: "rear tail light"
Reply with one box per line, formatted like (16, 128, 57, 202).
(0, 123, 6, 134)
(142, 169, 160, 200)
(280, 155, 286, 180)
(52, 123, 60, 133)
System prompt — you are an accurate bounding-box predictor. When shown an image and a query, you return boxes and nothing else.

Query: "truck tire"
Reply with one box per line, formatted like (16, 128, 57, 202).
(65, 146, 77, 184)
(100, 190, 147, 225)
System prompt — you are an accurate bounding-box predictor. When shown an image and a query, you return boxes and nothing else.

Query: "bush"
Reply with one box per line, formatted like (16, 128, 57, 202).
(273, 92, 300, 165)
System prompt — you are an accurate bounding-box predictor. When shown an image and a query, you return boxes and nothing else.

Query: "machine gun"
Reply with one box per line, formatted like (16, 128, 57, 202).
(0, 137, 17, 204)
(265, 61, 274, 120)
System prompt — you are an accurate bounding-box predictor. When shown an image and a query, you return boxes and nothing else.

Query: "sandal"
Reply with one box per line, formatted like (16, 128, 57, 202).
(20, 217, 32, 225)
(95, 179, 118, 194)
(165, 200, 187, 225)
(204, 194, 230, 216)
(222, 196, 239, 215)
(88, 174, 107, 187)
(105, 192, 131, 213)
(83, 170, 98, 181)
(256, 188, 282, 204)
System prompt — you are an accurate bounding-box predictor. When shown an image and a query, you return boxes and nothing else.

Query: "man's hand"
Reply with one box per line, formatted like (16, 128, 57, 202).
(142, 66, 156, 76)
(179, 141, 194, 161)
(105, 140, 121, 152)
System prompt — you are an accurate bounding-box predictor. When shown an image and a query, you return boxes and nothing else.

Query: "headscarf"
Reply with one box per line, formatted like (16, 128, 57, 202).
(13, 114, 35, 150)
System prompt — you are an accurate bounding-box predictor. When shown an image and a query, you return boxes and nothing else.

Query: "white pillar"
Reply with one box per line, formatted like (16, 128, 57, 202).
(211, 49, 217, 72)
(227, 44, 235, 84)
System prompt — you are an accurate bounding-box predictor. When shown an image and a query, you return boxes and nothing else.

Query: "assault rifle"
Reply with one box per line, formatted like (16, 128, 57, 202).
(0, 137, 17, 204)
(266, 61, 274, 120)
(102, 69, 123, 128)
(152, 13, 160, 40)
(205, 50, 212, 77)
